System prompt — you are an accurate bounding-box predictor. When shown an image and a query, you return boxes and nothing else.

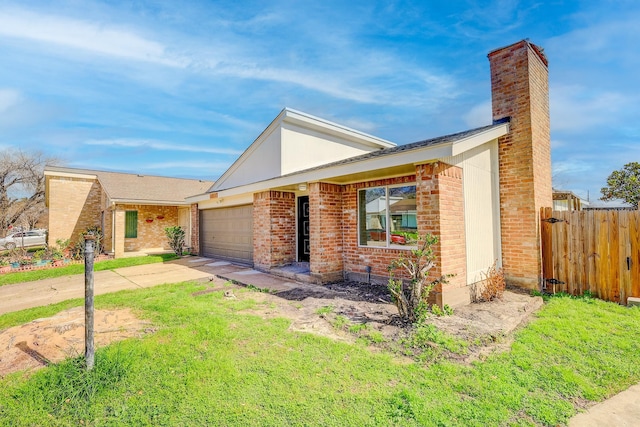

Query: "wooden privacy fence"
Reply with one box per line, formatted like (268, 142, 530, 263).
(540, 207, 640, 304)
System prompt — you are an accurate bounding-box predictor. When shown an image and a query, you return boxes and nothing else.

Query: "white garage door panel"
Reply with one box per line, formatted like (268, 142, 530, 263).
(201, 205, 253, 263)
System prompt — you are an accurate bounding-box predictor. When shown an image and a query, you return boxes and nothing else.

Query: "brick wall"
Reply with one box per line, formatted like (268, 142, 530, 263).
(489, 40, 552, 289)
(309, 182, 344, 281)
(253, 190, 296, 270)
(340, 167, 467, 307)
(47, 176, 102, 248)
(116, 204, 179, 252)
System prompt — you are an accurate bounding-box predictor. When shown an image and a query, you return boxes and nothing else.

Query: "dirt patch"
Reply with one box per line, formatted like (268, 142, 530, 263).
(0, 307, 153, 376)
(219, 282, 543, 362)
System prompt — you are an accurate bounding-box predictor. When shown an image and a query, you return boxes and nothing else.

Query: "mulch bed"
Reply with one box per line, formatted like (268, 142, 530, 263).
(274, 281, 392, 304)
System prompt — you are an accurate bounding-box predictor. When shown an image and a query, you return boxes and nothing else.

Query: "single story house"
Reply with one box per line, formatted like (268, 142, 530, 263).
(552, 189, 589, 211)
(46, 40, 552, 307)
(44, 166, 213, 257)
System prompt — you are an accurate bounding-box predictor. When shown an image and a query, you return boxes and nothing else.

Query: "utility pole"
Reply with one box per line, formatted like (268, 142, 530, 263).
(84, 235, 96, 371)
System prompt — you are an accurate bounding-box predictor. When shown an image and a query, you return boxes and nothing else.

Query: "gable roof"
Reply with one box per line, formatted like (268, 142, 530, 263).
(278, 119, 510, 177)
(195, 119, 510, 199)
(209, 108, 396, 192)
(44, 166, 213, 205)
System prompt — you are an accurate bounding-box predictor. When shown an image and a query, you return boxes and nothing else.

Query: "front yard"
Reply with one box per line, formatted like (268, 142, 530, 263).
(1, 280, 639, 426)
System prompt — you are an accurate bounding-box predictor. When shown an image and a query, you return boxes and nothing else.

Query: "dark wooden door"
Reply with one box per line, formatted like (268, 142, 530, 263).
(297, 196, 310, 262)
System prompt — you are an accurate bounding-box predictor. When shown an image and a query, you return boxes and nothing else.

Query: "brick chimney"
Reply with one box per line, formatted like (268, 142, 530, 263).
(488, 40, 552, 289)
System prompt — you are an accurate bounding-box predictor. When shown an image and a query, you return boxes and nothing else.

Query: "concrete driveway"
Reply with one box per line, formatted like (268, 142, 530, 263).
(0, 257, 222, 315)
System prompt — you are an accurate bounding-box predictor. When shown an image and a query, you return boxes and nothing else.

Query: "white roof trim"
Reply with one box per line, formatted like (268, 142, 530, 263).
(215, 122, 509, 198)
(110, 198, 191, 206)
(44, 170, 97, 180)
(185, 193, 211, 203)
(282, 109, 395, 149)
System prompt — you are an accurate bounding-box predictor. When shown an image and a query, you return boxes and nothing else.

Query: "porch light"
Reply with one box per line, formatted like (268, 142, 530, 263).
(298, 183, 307, 191)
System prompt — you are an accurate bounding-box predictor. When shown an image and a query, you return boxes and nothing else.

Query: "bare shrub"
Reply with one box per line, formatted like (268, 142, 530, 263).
(387, 234, 450, 323)
(478, 260, 505, 302)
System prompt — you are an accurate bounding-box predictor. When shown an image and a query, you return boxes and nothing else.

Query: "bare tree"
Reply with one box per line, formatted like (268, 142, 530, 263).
(18, 203, 47, 229)
(0, 149, 59, 237)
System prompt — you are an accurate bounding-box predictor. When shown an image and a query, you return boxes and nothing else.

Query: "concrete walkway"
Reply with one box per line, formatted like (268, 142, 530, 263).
(568, 383, 640, 426)
(0, 256, 315, 315)
(0, 256, 638, 425)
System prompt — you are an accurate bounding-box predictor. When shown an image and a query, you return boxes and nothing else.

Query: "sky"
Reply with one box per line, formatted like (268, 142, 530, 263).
(1, 0, 638, 206)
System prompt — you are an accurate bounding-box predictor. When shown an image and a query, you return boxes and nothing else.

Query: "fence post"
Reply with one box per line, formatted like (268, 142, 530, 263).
(84, 235, 96, 371)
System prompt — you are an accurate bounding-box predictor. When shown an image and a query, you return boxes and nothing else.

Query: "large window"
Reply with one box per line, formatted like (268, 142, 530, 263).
(125, 210, 138, 238)
(358, 185, 417, 248)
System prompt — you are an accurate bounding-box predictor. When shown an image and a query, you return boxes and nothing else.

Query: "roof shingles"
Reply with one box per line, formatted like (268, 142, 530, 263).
(45, 166, 213, 204)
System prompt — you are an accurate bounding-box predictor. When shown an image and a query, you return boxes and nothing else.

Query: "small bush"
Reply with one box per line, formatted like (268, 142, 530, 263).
(71, 227, 104, 259)
(164, 226, 186, 257)
(349, 323, 369, 334)
(478, 260, 505, 302)
(430, 304, 454, 317)
(316, 305, 334, 316)
(387, 234, 451, 323)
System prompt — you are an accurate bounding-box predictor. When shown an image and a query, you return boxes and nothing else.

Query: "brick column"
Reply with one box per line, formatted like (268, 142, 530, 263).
(190, 203, 200, 255)
(416, 162, 468, 307)
(309, 182, 344, 282)
(113, 208, 125, 258)
(489, 40, 552, 289)
(253, 190, 296, 270)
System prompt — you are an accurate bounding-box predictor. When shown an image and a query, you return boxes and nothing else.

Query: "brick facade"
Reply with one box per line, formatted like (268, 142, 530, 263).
(342, 175, 417, 282)
(253, 190, 296, 270)
(489, 40, 552, 289)
(47, 176, 102, 248)
(309, 182, 344, 282)
(118, 204, 179, 252)
(335, 166, 467, 306)
(48, 174, 184, 257)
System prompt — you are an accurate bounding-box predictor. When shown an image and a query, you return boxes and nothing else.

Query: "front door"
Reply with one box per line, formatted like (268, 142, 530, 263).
(297, 196, 310, 262)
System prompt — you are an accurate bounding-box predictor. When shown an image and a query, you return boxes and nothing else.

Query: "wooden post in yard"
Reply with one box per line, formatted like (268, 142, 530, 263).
(84, 235, 96, 371)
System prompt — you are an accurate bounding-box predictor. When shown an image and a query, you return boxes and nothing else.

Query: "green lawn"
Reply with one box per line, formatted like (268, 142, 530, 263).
(0, 254, 178, 287)
(1, 284, 639, 426)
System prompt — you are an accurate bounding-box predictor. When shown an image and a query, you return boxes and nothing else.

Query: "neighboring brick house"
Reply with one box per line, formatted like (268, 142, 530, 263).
(46, 40, 552, 307)
(44, 167, 212, 257)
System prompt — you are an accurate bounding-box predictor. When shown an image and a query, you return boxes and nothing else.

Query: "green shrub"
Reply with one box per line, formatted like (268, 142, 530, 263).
(387, 234, 451, 323)
(164, 226, 186, 257)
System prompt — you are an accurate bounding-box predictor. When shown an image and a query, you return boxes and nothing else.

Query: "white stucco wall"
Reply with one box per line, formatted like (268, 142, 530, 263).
(441, 139, 501, 284)
(214, 127, 283, 190)
(280, 123, 381, 175)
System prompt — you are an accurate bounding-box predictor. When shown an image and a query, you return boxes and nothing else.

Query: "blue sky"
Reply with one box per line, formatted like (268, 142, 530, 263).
(1, 0, 638, 206)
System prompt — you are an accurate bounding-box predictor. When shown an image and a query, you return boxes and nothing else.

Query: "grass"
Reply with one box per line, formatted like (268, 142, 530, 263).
(1, 285, 639, 426)
(0, 253, 178, 287)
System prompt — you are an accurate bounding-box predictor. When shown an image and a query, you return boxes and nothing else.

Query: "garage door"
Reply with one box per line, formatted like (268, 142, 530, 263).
(200, 205, 253, 264)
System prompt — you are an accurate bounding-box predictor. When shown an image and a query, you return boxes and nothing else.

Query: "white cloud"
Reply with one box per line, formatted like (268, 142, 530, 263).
(463, 101, 491, 128)
(0, 8, 186, 67)
(140, 161, 231, 171)
(550, 85, 629, 132)
(0, 89, 22, 113)
(0, 6, 458, 108)
(84, 138, 243, 155)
